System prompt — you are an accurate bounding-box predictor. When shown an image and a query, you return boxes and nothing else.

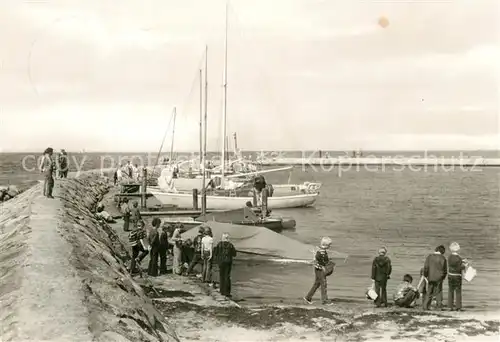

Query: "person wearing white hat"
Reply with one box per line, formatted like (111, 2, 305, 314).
(304, 237, 333, 305)
(371, 246, 392, 307)
(447, 242, 468, 311)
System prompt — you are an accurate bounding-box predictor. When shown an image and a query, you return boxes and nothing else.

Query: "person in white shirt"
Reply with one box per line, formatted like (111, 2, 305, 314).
(201, 226, 214, 284)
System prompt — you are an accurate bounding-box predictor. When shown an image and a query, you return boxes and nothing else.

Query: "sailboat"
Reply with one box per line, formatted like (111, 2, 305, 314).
(149, 4, 319, 210)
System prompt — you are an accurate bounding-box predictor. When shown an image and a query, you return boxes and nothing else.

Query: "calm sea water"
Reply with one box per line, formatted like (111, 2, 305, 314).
(1, 151, 499, 312)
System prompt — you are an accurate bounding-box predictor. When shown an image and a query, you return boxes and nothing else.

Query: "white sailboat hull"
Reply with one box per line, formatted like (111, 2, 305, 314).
(149, 188, 318, 210)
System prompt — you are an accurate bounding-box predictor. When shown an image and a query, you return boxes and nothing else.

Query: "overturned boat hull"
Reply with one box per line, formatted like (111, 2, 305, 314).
(149, 187, 318, 210)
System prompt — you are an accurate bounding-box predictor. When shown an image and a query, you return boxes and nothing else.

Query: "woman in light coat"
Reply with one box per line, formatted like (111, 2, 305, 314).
(171, 224, 183, 275)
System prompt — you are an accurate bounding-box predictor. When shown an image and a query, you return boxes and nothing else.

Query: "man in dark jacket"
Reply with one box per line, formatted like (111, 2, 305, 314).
(186, 226, 205, 275)
(371, 247, 392, 307)
(214, 232, 237, 297)
(158, 223, 170, 275)
(422, 245, 447, 310)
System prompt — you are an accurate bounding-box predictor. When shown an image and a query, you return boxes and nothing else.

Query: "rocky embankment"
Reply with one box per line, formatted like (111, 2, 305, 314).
(0, 174, 178, 342)
(0, 183, 32, 202)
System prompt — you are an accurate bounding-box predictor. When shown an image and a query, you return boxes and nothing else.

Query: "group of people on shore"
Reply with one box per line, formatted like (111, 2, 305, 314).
(39, 147, 69, 199)
(304, 237, 471, 312)
(120, 199, 237, 298)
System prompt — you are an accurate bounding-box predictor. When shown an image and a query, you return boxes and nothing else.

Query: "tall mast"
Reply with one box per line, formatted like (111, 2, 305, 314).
(220, 1, 229, 185)
(233, 132, 238, 155)
(170, 107, 177, 161)
(199, 68, 203, 168)
(201, 45, 208, 214)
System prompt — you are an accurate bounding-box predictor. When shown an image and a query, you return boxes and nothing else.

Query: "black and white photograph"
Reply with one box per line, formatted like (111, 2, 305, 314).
(0, 0, 499, 341)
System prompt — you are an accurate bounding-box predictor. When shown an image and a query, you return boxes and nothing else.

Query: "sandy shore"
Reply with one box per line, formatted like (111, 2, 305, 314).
(1, 174, 499, 342)
(102, 190, 500, 341)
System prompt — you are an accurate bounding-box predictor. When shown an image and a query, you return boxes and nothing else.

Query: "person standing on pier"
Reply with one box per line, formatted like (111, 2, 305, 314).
(422, 245, 447, 310)
(147, 218, 161, 277)
(186, 226, 205, 276)
(158, 223, 169, 275)
(201, 226, 214, 285)
(121, 198, 131, 232)
(171, 224, 183, 275)
(127, 161, 133, 179)
(371, 247, 392, 308)
(40, 147, 55, 198)
(214, 233, 237, 298)
(58, 149, 68, 178)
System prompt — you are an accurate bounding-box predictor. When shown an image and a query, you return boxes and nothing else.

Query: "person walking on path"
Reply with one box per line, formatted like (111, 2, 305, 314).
(371, 247, 392, 308)
(201, 226, 214, 284)
(214, 233, 237, 297)
(447, 242, 468, 311)
(128, 220, 149, 275)
(304, 237, 333, 305)
(121, 198, 131, 232)
(158, 223, 169, 275)
(40, 147, 56, 198)
(171, 224, 183, 275)
(186, 226, 205, 276)
(147, 218, 161, 276)
(423, 245, 447, 310)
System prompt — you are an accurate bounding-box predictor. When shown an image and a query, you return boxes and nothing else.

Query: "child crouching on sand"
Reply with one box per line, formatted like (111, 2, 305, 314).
(304, 237, 335, 305)
(393, 274, 420, 308)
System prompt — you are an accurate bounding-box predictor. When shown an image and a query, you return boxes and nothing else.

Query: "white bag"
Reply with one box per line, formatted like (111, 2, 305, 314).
(463, 266, 476, 282)
(367, 288, 378, 300)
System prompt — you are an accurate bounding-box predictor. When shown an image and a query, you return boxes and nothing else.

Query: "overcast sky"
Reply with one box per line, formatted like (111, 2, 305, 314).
(0, 0, 498, 152)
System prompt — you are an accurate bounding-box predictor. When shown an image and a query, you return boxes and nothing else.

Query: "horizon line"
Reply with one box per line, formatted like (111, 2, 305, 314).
(1, 149, 499, 154)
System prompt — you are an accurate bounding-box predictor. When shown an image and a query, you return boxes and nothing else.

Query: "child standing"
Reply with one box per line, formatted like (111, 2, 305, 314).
(448, 242, 468, 311)
(130, 201, 142, 229)
(121, 198, 131, 232)
(304, 237, 333, 305)
(201, 227, 214, 284)
(128, 220, 149, 275)
(371, 247, 392, 308)
(214, 233, 237, 297)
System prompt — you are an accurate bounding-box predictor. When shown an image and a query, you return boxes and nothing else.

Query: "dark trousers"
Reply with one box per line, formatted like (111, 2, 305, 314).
(186, 253, 202, 274)
(305, 268, 328, 303)
(218, 262, 232, 296)
(395, 290, 419, 308)
(123, 216, 130, 232)
(423, 280, 443, 309)
(43, 176, 54, 197)
(374, 279, 388, 306)
(448, 276, 462, 310)
(159, 246, 168, 275)
(59, 170, 68, 178)
(202, 254, 213, 283)
(130, 245, 149, 273)
(148, 246, 159, 276)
